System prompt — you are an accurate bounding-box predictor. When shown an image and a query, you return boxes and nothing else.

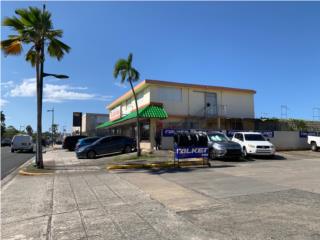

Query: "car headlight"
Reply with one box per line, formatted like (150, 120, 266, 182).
(77, 146, 87, 152)
(214, 144, 226, 150)
(248, 144, 255, 148)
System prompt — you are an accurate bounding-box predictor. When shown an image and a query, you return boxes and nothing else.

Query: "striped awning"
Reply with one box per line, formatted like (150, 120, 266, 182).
(97, 105, 168, 129)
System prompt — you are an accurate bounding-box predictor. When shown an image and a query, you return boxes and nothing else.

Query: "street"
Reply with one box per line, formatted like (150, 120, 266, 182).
(1, 146, 34, 179)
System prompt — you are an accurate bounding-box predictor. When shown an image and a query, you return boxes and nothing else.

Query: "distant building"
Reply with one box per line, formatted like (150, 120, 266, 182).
(81, 113, 109, 136)
(97, 79, 256, 150)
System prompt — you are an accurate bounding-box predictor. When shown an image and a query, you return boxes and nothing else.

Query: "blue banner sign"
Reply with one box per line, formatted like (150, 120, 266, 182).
(226, 130, 241, 137)
(260, 131, 274, 138)
(162, 129, 176, 137)
(175, 147, 208, 159)
(299, 131, 317, 138)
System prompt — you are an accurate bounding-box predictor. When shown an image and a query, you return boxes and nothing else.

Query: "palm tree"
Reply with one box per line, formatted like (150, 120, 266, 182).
(1, 5, 70, 168)
(26, 125, 33, 136)
(113, 53, 141, 156)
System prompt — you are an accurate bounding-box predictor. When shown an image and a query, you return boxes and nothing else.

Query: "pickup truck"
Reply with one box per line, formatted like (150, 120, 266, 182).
(307, 136, 320, 151)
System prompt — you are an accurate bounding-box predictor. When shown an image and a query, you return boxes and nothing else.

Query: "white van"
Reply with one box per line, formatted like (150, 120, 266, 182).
(11, 135, 34, 153)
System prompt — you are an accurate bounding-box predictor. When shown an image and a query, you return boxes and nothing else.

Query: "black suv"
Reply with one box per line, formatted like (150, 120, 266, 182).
(75, 135, 136, 159)
(62, 135, 87, 151)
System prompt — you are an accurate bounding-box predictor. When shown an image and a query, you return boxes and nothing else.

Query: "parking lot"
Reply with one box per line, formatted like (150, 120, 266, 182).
(114, 150, 320, 239)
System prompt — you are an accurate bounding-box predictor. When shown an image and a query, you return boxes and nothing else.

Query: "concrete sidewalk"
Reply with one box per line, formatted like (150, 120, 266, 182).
(2, 149, 320, 239)
(1, 149, 215, 240)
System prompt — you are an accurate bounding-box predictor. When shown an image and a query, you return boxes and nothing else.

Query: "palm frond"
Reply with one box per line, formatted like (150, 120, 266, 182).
(113, 59, 128, 79)
(47, 37, 70, 60)
(120, 70, 127, 83)
(2, 16, 25, 30)
(25, 46, 37, 67)
(0, 37, 23, 56)
(127, 53, 133, 67)
(15, 8, 35, 27)
(130, 68, 140, 82)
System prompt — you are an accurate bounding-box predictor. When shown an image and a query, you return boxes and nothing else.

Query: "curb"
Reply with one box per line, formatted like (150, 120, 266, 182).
(1, 156, 36, 188)
(19, 169, 53, 176)
(107, 160, 209, 170)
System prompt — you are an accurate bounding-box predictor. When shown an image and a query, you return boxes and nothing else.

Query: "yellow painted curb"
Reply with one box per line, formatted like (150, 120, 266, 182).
(19, 169, 54, 176)
(107, 160, 208, 170)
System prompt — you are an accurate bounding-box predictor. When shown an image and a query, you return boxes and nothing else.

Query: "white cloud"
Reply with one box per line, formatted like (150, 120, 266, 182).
(9, 78, 113, 103)
(10, 78, 36, 97)
(114, 82, 128, 88)
(1, 81, 14, 88)
(0, 98, 9, 107)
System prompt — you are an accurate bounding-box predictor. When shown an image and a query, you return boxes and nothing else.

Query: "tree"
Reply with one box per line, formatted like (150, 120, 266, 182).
(113, 53, 141, 156)
(1, 111, 5, 137)
(3, 126, 19, 139)
(1, 6, 70, 168)
(26, 125, 33, 136)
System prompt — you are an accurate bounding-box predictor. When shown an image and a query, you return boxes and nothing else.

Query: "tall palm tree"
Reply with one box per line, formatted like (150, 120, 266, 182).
(1, 6, 70, 168)
(113, 53, 141, 156)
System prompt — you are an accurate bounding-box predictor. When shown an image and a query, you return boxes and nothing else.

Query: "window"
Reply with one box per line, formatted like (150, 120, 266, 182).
(158, 87, 182, 102)
(245, 134, 265, 141)
(208, 133, 229, 142)
(235, 133, 243, 141)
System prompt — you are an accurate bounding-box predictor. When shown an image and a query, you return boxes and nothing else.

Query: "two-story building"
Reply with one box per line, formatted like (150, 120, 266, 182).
(97, 79, 256, 150)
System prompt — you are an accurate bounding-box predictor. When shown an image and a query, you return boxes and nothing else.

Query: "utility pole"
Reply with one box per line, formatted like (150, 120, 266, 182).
(281, 105, 288, 119)
(19, 125, 25, 132)
(313, 107, 320, 121)
(47, 107, 54, 146)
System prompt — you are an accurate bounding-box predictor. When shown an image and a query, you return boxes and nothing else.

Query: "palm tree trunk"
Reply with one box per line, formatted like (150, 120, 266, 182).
(129, 79, 141, 156)
(35, 52, 43, 168)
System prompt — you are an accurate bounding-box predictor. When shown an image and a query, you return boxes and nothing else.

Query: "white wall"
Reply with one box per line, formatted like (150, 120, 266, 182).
(221, 91, 254, 118)
(268, 131, 309, 150)
(151, 85, 254, 118)
(161, 131, 310, 151)
(116, 87, 151, 116)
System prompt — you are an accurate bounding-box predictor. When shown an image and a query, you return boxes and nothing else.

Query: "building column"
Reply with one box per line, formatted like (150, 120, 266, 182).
(150, 118, 157, 150)
(217, 117, 221, 130)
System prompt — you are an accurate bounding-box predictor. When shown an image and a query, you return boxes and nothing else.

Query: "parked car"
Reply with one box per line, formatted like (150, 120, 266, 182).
(62, 135, 87, 151)
(207, 132, 242, 159)
(11, 135, 34, 153)
(307, 135, 320, 151)
(75, 137, 101, 151)
(1, 138, 11, 146)
(76, 135, 136, 159)
(232, 132, 275, 157)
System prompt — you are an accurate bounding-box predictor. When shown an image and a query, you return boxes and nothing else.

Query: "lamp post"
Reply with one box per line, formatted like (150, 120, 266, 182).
(47, 108, 54, 147)
(42, 73, 68, 149)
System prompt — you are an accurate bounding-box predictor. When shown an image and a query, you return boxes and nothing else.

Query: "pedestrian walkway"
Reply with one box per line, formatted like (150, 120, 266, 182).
(1, 149, 215, 240)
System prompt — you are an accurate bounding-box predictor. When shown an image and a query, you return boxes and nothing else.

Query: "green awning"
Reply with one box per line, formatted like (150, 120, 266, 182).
(97, 105, 168, 129)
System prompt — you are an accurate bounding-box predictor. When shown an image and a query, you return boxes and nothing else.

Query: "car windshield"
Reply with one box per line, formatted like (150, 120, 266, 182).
(245, 134, 265, 141)
(208, 133, 229, 142)
(81, 138, 98, 144)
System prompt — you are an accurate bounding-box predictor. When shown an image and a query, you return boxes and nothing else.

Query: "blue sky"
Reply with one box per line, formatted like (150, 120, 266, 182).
(1, 1, 320, 132)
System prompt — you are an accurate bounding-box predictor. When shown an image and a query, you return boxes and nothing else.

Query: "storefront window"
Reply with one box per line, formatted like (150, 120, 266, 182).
(140, 121, 150, 140)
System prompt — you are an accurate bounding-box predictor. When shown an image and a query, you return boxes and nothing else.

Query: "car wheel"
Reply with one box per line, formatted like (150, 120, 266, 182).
(311, 142, 318, 152)
(87, 150, 96, 159)
(242, 147, 248, 158)
(123, 145, 131, 154)
(209, 149, 216, 160)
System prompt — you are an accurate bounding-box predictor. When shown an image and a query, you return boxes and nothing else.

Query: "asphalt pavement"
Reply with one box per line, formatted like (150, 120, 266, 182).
(1, 146, 34, 179)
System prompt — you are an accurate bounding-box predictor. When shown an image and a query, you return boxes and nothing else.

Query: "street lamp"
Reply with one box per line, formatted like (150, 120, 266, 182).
(47, 107, 54, 147)
(42, 72, 69, 79)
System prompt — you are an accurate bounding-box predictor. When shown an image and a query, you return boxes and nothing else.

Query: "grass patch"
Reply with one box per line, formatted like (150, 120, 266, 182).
(22, 162, 55, 174)
(112, 152, 173, 162)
